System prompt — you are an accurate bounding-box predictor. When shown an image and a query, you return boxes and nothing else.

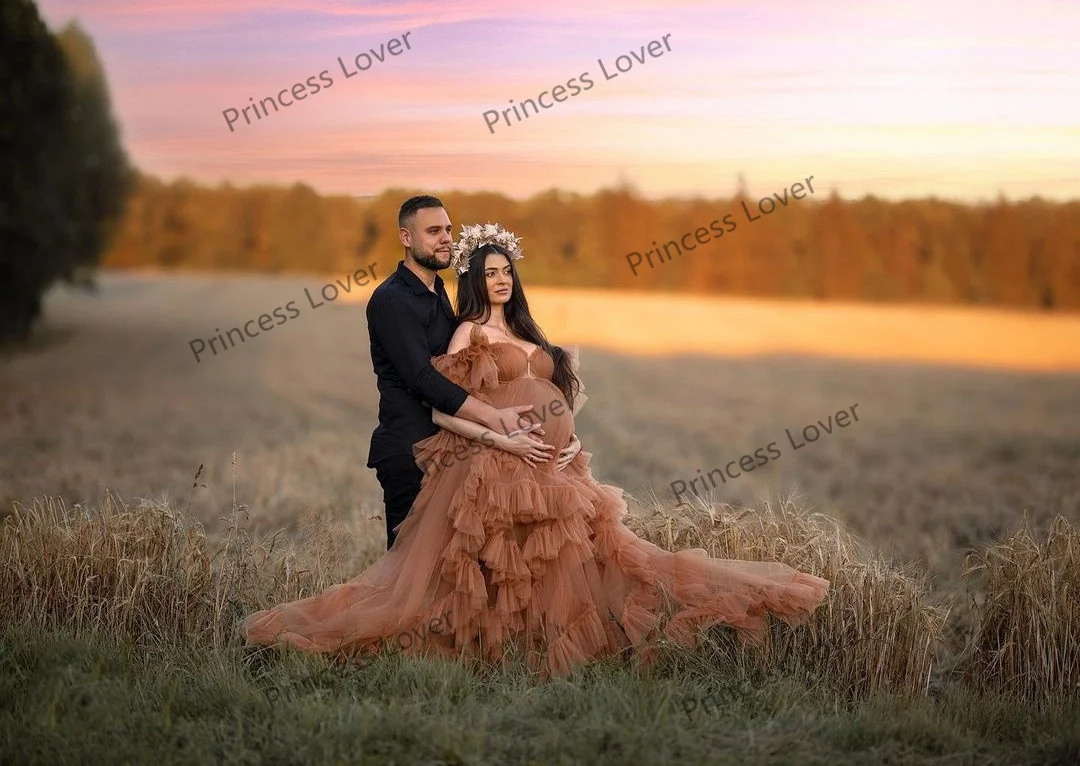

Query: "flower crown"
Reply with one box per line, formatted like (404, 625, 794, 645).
(449, 223, 524, 275)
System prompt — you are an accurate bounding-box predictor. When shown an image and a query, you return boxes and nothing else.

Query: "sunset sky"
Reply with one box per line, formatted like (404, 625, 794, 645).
(37, 0, 1080, 202)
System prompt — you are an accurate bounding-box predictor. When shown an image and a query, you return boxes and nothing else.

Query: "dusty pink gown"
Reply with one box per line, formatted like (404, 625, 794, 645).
(239, 323, 829, 677)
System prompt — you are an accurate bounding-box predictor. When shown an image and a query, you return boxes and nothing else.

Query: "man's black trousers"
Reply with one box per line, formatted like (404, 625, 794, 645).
(374, 454, 425, 549)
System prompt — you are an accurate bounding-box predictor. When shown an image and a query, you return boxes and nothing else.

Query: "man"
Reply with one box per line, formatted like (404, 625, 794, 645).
(366, 195, 559, 548)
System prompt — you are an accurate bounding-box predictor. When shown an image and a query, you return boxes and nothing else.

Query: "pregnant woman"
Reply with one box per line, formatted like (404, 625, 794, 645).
(240, 223, 829, 678)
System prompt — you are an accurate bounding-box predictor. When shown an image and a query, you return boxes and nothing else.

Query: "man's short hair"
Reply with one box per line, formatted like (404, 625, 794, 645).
(399, 195, 445, 229)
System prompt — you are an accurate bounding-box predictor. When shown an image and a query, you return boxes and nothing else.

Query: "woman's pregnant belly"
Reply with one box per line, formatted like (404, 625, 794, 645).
(488, 378, 574, 454)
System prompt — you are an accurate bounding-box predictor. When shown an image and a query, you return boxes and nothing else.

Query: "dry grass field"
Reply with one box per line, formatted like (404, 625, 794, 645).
(2, 269, 1080, 763)
(4, 271, 1078, 576)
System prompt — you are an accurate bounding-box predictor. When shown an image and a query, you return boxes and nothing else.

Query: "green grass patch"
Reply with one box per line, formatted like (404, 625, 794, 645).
(3, 624, 1078, 765)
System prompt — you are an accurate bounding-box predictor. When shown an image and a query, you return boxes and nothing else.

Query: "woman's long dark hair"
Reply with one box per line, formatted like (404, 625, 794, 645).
(455, 243, 580, 410)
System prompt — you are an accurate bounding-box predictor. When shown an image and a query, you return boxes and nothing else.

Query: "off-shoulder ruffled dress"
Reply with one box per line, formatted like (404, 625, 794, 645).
(239, 324, 829, 677)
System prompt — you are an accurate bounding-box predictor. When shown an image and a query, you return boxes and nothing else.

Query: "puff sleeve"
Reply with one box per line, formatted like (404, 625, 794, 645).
(430, 325, 500, 400)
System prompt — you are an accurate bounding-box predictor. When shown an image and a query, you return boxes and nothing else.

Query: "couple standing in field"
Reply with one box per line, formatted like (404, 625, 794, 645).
(240, 195, 828, 678)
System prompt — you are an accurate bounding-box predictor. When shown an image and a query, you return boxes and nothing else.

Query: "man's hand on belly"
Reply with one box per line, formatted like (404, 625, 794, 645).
(493, 424, 556, 467)
(489, 404, 539, 435)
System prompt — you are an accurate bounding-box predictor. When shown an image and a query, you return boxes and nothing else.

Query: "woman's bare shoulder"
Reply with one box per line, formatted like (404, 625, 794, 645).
(447, 320, 483, 353)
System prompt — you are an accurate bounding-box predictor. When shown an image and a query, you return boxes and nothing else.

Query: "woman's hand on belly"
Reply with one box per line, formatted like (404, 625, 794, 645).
(555, 433, 582, 470)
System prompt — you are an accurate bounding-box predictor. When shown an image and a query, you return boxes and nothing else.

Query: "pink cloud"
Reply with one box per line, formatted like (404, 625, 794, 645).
(34, 0, 1080, 201)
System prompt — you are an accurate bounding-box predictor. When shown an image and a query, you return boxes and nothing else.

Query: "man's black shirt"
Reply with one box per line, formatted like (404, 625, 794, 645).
(366, 260, 470, 468)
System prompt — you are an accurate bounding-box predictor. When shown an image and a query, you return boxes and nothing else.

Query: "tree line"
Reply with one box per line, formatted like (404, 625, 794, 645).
(104, 176, 1080, 310)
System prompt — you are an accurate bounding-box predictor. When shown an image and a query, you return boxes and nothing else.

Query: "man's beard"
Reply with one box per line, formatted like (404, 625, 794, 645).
(412, 248, 450, 271)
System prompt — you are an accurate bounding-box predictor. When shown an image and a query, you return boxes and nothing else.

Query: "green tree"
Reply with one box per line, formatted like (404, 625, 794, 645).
(0, 3, 131, 343)
(1, 0, 72, 342)
(54, 22, 133, 280)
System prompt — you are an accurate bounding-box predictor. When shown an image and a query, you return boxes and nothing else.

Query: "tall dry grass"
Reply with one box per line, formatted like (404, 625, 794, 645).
(2, 479, 1077, 707)
(626, 493, 946, 698)
(958, 514, 1080, 705)
(2, 481, 937, 697)
(0, 465, 372, 659)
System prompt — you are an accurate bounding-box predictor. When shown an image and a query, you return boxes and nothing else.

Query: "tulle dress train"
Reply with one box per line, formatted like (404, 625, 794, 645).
(239, 324, 829, 677)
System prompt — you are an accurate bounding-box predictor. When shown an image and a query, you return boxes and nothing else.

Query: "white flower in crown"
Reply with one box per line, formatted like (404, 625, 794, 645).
(449, 222, 524, 275)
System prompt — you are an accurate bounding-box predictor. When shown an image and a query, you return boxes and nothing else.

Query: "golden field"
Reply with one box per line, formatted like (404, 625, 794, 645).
(350, 282, 1080, 371)
(4, 270, 1079, 577)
